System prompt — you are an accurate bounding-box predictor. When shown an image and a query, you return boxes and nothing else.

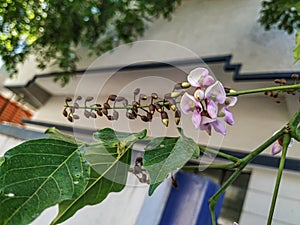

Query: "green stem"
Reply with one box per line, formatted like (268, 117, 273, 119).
(199, 145, 239, 162)
(183, 163, 236, 170)
(208, 126, 287, 225)
(267, 134, 291, 225)
(226, 84, 300, 97)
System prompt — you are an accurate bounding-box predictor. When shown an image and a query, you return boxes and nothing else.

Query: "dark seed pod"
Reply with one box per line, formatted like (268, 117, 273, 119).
(140, 115, 150, 122)
(65, 97, 72, 102)
(85, 96, 94, 102)
(126, 111, 136, 119)
(67, 115, 73, 122)
(108, 95, 117, 101)
(73, 114, 80, 120)
(149, 104, 156, 114)
(113, 111, 119, 120)
(90, 112, 97, 118)
(139, 94, 147, 100)
(103, 102, 110, 109)
(84, 110, 90, 118)
(107, 115, 113, 120)
(63, 108, 68, 117)
(161, 111, 169, 127)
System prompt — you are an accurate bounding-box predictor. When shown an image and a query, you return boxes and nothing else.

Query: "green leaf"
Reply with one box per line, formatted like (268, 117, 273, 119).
(93, 128, 147, 146)
(294, 30, 300, 63)
(51, 128, 146, 224)
(45, 127, 79, 144)
(51, 144, 132, 225)
(289, 108, 300, 141)
(0, 139, 89, 225)
(144, 136, 198, 195)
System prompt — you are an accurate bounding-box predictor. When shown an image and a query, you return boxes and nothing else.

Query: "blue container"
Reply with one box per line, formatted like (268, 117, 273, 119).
(159, 170, 224, 225)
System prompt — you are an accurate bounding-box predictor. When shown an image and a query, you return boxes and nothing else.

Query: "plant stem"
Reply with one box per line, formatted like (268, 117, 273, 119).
(226, 84, 300, 97)
(199, 145, 239, 162)
(267, 134, 291, 225)
(183, 163, 236, 170)
(208, 126, 287, 225)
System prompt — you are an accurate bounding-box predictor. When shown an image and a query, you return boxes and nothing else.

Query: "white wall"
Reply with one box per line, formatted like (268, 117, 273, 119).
(240, 166, 300, 225)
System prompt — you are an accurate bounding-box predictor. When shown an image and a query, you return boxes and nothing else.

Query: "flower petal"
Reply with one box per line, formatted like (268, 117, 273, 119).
(205, 81, 226, 104)
(228, 96, 238, 107)
(207, 100, 218, 119)
(192, 110, 201, 129)
(224, 108, 234, 125)
(272, 142, 282, 155)
(180, 93, 195, 114)
(203, 75, 215, 86)
(187, 67, 209, 87)
(211, 120, 226, 135)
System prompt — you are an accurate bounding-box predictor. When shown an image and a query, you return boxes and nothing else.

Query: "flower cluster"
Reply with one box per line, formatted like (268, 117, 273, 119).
(180, 68, 237, 135)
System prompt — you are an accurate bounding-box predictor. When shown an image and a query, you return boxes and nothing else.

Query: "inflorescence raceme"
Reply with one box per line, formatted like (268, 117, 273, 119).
(63, 81, 191, 127)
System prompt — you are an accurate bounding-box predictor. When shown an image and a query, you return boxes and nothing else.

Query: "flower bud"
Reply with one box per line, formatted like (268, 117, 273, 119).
(151, 93, 158, 99)
(139, 94, 147, 100)
(90, 112, 97, 118)
(113, 111, 119, 120)
(134, 88, 140, 96)
(132, 101, 139, 108)
(69, 106, 75, 113)
(65, 97, 72, 102)
(164, 93, 171, 99)
(181, 82, 191, 88)
(103, 102, 110, 109)
(67, 115, 73, 122)
(149, 104, 156, 114)
(140, 115, 150, 122)
(161, 111, 169, 127)
(107, 115, 113, 120)
(168, 98, 176, 111)
(175, 110, 181, 125)
(76, 96, 82, 101)
(62, 108, 68, 117)
(96, 110, 103, 117)
(116, 96, 125, 102)
(73, 114, 80, 120)
(171, 92, 181, 98)
(274, 79, 281, 84)
(108, 95, 117, 101)
(73, 102, 79, 109)
(291, 74, 299, 80)
(84, 110, 90, 118)
(155, 103, 162, 112)
(126, 110, 136, 119)
(102, 108, 108, 116)
(147, 112, 153, 121)
(280, 78, 286, 85)
(85, 96, 94, 102)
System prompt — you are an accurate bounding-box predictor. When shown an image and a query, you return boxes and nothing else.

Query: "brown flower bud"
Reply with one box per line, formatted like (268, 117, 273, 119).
(76, 96, 82, 101)
(274, 98, 281, 103)
(102, 108, 108, 116)
(280, 78, 286, 85)
(175, 110, 181, 125)
(151, 93, 158, 99)
(139, 94, 147, 100)
(103, 102, 110, 109)
(149, 104, 156, 114)
(291, 74, 299, 80)
(107, 115, 113, 120)
(132, 101, 139, 108)
(73, 114, 80, 120)
(67, 115, 73, 122)
(274, 79, 281, 84)
(126, 110, 136, 119)
(90, 112, 97, 118)
(96, 110, 103, 117)
(155, 103, 162, 112)
(69, 106, 75, 113)
(95, 104, 102, 109)
(84, 110, 90, 118)
(147, 112, 153, 121)
(63, 108, 68, 117)
(85, 96, 94, 102)
(116, 96, 125, 102)
(73, 102, 79, 109)
(122, 99, 128, 106)
(65, 97, 72, 102)
(161, 111, 169, 127)
(140, 115, 150, 122)
(113, 111, 119, 120)
(168, 98, 176, 111)
(108, 95, 117, 101)
(134, 88, 140, 96)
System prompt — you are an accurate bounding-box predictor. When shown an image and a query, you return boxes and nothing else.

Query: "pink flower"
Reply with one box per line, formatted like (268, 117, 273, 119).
(180, 67, 235, 136)
(272, 134, 294, 156)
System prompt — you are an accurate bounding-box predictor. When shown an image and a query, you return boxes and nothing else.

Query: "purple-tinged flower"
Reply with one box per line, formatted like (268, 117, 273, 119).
(187, 67, 215, 87)
(272, 134, 294, 156)
(180, 67, 235, 136)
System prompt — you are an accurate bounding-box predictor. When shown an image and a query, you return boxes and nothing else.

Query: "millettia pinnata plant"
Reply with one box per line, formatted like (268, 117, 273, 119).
(0, 67, 299, 225)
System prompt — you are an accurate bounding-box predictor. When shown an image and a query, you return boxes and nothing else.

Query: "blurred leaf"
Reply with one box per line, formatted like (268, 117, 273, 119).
(45, 127, 79, 144)
(294, 30, 300, 63)
(144, 136, 198, 195)
(0, 139, 89, 225)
